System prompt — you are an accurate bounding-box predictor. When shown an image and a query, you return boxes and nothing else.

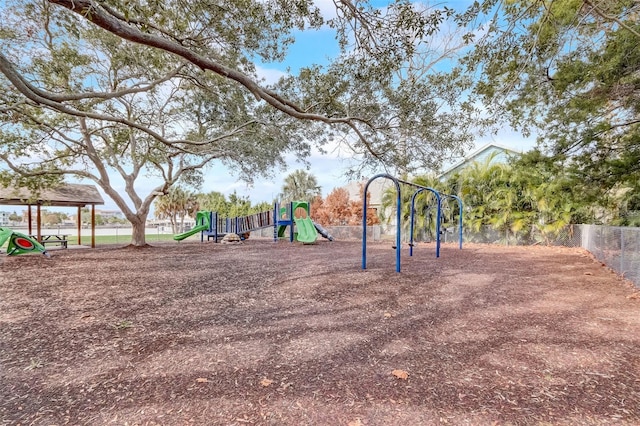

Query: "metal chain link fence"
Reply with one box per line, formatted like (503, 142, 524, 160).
(450, 224, 639, 288)
(577, 225, 640, 288)
(460, 225, 582, 247)
(254, 222, 640, 288)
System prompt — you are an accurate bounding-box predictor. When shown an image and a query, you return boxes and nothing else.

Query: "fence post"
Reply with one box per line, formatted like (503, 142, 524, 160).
(621, 228, 625, 274)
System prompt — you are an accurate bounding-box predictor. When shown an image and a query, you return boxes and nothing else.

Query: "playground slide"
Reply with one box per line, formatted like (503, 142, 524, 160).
(313, 222, 334, 241)
(294, 217, 318, 243)
(173, 224, 209, 241)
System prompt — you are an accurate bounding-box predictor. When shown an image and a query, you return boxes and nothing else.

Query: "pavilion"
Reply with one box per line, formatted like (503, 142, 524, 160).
(0, 183, 105, 248)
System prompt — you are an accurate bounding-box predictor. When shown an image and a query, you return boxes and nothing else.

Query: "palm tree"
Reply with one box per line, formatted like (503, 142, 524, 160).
(455, 150, 584, 244)
(454, 153, 516, 242)
(154, 187, 198, 233)
(280, 170, 321, 203)
(379, 174, 443, 242)
(510, 152, 586, 244)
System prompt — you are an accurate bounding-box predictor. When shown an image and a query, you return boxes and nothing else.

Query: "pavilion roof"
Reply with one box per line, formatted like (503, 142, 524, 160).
(0, 184, 104, 207)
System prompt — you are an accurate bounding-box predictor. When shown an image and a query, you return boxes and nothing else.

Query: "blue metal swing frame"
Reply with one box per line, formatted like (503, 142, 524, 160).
(362, 173, 463, 273)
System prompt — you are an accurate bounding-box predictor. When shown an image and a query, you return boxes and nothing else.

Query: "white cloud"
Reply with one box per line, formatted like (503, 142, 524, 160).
(314, 0, 339, 20)
(254, 65, 288, 85)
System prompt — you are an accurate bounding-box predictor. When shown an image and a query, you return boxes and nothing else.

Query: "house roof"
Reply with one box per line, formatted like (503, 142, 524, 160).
(0, 183, 105, 207)
(438, 143, 521, 180)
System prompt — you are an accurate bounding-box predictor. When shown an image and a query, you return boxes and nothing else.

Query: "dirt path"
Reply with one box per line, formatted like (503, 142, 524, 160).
(1, 240, 639, 425)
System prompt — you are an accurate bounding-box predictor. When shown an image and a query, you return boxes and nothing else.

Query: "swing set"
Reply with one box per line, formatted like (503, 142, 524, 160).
(361, 173, 463, 272)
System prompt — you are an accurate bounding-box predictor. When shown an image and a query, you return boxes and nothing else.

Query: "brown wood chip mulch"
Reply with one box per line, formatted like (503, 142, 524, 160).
(1, 240, 639, 425)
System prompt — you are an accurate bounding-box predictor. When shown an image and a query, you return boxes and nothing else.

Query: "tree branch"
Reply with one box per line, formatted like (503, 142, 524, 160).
(583, 0, 640, 38)
(47, 0, 383, 155)
(37, 63, 187, 102)
(1, 51, 263, 156)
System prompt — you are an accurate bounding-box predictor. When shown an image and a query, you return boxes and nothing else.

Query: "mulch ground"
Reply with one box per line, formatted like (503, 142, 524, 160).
(1, 239, 640, 425)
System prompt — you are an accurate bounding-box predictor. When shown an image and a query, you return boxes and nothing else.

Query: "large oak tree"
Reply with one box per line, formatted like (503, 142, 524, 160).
(1, 0, 479, 245)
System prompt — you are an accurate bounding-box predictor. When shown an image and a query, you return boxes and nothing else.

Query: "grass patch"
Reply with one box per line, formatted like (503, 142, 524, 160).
(65, 233, 183, 246)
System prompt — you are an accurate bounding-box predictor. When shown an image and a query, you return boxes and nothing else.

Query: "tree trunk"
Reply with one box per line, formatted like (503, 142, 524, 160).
(97, 180, 153, 247)
(129, 216, 148, 246)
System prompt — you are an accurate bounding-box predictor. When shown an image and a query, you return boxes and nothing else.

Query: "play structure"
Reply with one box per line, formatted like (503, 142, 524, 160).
(362, 173, 463, 272)
(173, 201, 333, 243)
(0, 227, 49, 257)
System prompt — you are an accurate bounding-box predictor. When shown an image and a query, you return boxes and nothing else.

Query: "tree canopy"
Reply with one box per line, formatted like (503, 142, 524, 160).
(0, 0, 483, 245)
(311, 186, 380, 226)
(463, 0, 640, 199)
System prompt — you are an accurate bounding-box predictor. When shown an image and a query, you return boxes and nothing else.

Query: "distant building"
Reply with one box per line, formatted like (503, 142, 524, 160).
(342, 179, 391, 213)
(0, 211, 9, 226)
(96, 209, 124, 220)
(438, 143, 521, 181)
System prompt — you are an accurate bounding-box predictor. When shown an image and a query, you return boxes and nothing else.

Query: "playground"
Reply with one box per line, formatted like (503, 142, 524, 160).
(1, 239, 640, 425)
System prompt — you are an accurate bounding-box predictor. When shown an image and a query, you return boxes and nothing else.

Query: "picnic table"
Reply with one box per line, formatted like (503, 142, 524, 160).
(31, 234, 69, 249)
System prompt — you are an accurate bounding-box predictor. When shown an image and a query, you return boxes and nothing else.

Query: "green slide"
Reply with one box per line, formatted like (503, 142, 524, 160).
(173, 211, 210, 241)
(173, 224, 209, 241)
(294, 217, 318, 243)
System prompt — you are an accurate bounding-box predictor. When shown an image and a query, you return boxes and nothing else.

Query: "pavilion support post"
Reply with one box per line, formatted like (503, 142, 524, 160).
(36, 204, 42, 242)
(27, 205, 33, 236)
(77, 206, 82, 246)
(91, 204, 96, 248)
